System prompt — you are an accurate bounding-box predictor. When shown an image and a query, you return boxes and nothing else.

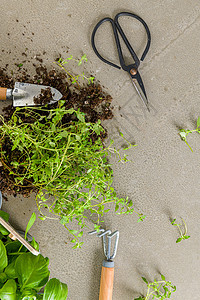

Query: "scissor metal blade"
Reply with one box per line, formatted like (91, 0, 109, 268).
(131, 72, 150, 111)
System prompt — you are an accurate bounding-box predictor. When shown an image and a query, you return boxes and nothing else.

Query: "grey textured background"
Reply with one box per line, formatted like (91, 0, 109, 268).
(0, 1, 200, 299)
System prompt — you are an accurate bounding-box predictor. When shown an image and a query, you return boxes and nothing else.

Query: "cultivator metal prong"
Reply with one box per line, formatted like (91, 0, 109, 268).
(108, 230, 119, 260)
(89, 228, 119, 261)
(88, 229, 105, 236)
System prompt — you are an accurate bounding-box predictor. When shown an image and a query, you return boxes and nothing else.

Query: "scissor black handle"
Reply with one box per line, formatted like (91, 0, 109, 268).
(91, 17, 121, 70)
(91, 12, 151, 72)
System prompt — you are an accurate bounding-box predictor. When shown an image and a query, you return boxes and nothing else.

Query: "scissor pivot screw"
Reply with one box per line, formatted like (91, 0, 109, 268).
(130, 68, 137, 75)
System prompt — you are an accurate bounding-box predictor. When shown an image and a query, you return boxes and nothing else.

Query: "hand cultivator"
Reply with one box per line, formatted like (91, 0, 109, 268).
(89, 229, 119, 300)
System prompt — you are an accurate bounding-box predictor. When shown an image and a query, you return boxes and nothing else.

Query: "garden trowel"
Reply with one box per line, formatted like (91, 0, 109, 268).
(0, 82, 63, 106)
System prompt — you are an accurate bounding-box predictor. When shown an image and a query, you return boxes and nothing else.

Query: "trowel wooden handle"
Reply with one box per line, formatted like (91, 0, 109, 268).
(99, 262, 114, 300)
(0, 88, 7, 100)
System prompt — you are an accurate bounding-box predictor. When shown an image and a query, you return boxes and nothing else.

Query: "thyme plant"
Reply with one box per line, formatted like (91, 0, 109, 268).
(171, 218, 190, 243)
(54, 55, 95, 84)
(135, 275, 176, 300)
(0, 103, 144, 248)
(179, 116, 200, 151)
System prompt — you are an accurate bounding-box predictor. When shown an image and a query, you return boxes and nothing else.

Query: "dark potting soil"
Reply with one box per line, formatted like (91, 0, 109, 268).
(33, 87, 53, 105)
(0, 66, 114, 197)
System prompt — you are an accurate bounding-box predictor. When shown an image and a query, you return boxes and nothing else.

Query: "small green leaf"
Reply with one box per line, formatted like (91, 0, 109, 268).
(77, 231, 83, 238)
(60, 131, 68, 138)
(51, 124, 56, 131)
(183, 235, 190, 240)
(171, 219, 176, 225)
(88, 77, 95, 84)
(38, 216, 46, 221)
(161, 274, 166, 281)
(78, 54, 87, 66)
(137, 215, 146, 223)
(172, 285, 176, 292)
(30, 237, 39, 251)
(176, 237, 182, 243)
(115, 204, 119, 212)
(25, 213, 36, 240)
(142, 277, 148, 284)
(94, 224, 100, 231)
(76, 112, 85, 122)
(197, 116, 200, 128)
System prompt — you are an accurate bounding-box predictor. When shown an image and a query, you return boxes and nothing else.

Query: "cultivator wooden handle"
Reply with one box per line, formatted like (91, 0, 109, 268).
(99, 262, 114, 300)
(0, 87, 7, 100)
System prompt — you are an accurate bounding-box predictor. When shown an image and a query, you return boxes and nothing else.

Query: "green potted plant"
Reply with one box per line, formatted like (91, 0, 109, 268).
(0, 209, 68, 300)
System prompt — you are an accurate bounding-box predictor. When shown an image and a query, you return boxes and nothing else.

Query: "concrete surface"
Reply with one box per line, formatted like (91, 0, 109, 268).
(0, 0, 200, 299)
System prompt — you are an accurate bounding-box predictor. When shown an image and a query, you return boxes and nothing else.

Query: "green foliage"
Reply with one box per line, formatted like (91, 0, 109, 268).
(179, 116, 200, 151)
(0, 240, 8, 272)
(0, 210, 68, 299)
(0, 103, 142, 247)
(43, 279, 68, 300)
(24, 213, 36, 241)
(171, 218, 190, 243)
(134, 275, 176, 300)
(0, 211, 9, 235)
(55, 54, 95, 84)
(0, 279, 17, 300)
(15, 253, 50, 290)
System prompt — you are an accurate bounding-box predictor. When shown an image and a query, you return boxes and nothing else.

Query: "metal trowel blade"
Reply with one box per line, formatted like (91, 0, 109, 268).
(13, 82, 63, 107)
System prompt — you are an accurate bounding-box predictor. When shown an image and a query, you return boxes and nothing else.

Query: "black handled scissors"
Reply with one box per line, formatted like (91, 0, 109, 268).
(91, 12, 151, 111)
